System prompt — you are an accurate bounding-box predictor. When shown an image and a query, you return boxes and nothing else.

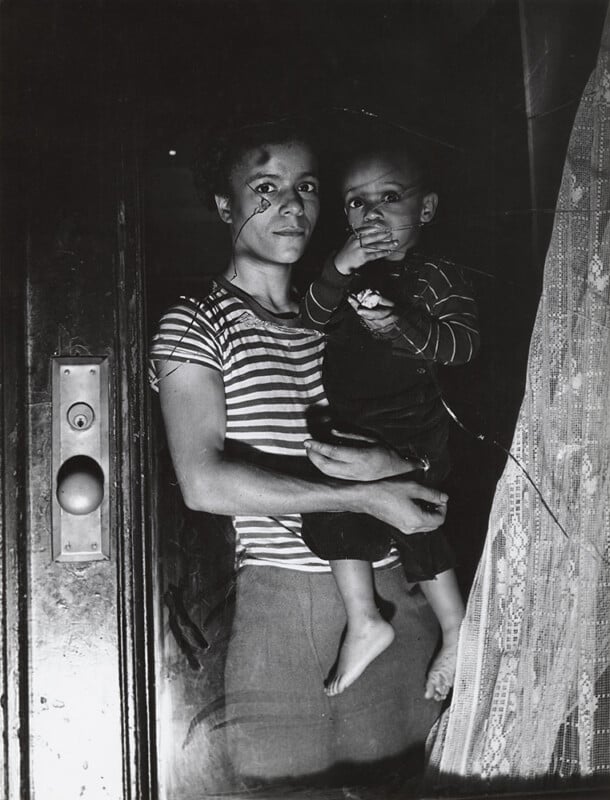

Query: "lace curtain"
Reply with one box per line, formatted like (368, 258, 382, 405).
(426, 7, 610, 792)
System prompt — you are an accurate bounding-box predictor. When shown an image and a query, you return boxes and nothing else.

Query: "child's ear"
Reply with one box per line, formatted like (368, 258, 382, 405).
(420, 192, 438, 224)
(215, 194, 233, 224)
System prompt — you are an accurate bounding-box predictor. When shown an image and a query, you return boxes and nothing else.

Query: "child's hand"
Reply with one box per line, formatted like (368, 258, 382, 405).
(334, 223, 399, 275)
(348, 293, 400, 335)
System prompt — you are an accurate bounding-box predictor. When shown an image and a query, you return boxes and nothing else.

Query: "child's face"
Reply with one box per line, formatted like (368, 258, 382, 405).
(342, 154, 437, 261)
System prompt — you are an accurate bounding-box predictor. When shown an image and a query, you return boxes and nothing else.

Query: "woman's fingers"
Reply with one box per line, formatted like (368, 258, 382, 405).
(366, 478, 448, 534)
(304, 439, 428, 481)
(303, 441, 354, 478)
(304, 439, 380, 480)
(408, 483, 449, 507)
(417, 509, 448, 532)
(304, 439, 349, 460)
(402, 458, 424, 474)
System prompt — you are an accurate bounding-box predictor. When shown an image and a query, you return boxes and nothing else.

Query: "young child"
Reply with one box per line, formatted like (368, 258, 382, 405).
(300, 138, 480, 701)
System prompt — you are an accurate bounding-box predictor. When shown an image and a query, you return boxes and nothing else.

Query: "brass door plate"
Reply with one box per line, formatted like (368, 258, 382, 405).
(51, 357, 110, 561)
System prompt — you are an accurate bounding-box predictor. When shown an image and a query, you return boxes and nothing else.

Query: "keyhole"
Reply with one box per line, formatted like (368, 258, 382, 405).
(67, 402, 95, 431)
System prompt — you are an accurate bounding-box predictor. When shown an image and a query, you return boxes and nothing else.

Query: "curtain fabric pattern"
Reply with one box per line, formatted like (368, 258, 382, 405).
(427, 8, 610, 790)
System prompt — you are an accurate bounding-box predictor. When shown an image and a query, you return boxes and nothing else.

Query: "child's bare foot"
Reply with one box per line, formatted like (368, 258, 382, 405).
(424, 636, 459, 701)
(325, 618, 395, 697)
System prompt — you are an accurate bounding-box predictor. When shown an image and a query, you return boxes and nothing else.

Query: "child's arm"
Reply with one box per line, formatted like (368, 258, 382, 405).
(300, 225, 399, 331)
(353, 260, 480, 365)
(300, 255, 353, 330)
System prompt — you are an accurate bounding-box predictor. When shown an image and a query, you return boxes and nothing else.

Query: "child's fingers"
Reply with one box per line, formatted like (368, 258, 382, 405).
(353, 222, 390, 238)
(357, 309, 395, 321)
(357, 227, 393, 243)
(362, 245, 398, 257)
(341, 228, 398, 267)
(364, 293, 394, 308)
(348, 296, 395, 315)
(359, 233, 398, 251)
(360, 248, 397, 264)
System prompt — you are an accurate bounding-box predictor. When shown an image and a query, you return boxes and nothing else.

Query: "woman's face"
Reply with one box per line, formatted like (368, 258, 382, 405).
(217, 141, 320, 267)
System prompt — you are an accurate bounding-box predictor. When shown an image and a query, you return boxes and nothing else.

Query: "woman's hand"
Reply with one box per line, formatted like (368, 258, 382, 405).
(365, 477, 448, 534)
(304, 431, 446, 534)
(304, 432, 423, 481)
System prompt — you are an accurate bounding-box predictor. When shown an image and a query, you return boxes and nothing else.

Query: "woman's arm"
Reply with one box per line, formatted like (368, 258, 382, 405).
(157, 360, 447, 534)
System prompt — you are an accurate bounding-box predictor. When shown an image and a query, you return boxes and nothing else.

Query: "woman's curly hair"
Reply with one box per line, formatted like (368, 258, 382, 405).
(192, 114, 318, 211)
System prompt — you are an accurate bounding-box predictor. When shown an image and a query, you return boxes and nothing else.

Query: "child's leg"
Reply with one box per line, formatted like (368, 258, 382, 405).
(326, 559, 395, 697)
(419, 568, 465, 701)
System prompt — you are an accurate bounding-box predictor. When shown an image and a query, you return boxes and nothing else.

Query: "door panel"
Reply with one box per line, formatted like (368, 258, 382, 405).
(1, 4, 155, 799)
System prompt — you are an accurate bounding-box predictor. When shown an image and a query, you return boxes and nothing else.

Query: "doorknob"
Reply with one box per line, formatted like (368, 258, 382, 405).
(56, 455, 104, 515)
(52, 357, 110, 561)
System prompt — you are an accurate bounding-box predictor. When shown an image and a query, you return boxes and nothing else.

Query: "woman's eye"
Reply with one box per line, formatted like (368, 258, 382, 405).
(297, 181, 318, 194)
(347, 197, 364, 209)
(383, 191, 401, 203)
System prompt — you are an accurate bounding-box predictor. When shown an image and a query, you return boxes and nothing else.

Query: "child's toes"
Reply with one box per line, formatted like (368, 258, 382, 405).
(433, 682, 449, 702)
(424, 677, 439, 701)
(425, 640, 459, 700)
(425, 674, 449, 701)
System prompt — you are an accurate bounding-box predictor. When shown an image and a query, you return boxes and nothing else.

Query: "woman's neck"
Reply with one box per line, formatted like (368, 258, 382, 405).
(223, 259, 297, 314)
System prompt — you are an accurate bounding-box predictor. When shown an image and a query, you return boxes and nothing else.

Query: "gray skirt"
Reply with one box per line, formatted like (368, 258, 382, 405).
(224, 564, 442, 786)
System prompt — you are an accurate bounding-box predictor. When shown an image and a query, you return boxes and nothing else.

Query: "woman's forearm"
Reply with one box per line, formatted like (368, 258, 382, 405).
(176, 452, 364, 515)
(175, 451, 446, 536)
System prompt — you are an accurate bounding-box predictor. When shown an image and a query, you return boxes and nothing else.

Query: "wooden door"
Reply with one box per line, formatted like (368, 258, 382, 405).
(0, 5, 155, 799)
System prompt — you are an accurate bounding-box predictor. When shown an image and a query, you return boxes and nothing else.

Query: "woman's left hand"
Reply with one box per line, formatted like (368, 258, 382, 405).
(303, 432, 421, 481)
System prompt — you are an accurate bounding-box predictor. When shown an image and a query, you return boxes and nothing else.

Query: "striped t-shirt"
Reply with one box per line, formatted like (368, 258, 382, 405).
(149, 278, 399, 572)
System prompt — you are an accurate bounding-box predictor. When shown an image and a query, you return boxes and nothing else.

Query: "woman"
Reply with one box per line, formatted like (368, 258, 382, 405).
(150, 119, 447, 786)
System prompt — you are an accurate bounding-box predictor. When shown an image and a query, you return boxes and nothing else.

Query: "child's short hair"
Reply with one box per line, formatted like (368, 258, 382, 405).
(339, 122, 438, 196)
(193, 116, 318, 210)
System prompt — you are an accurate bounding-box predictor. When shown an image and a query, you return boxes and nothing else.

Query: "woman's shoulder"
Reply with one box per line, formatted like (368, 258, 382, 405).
(157, 278, 243, 329)
(149, 281, 238, 383)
